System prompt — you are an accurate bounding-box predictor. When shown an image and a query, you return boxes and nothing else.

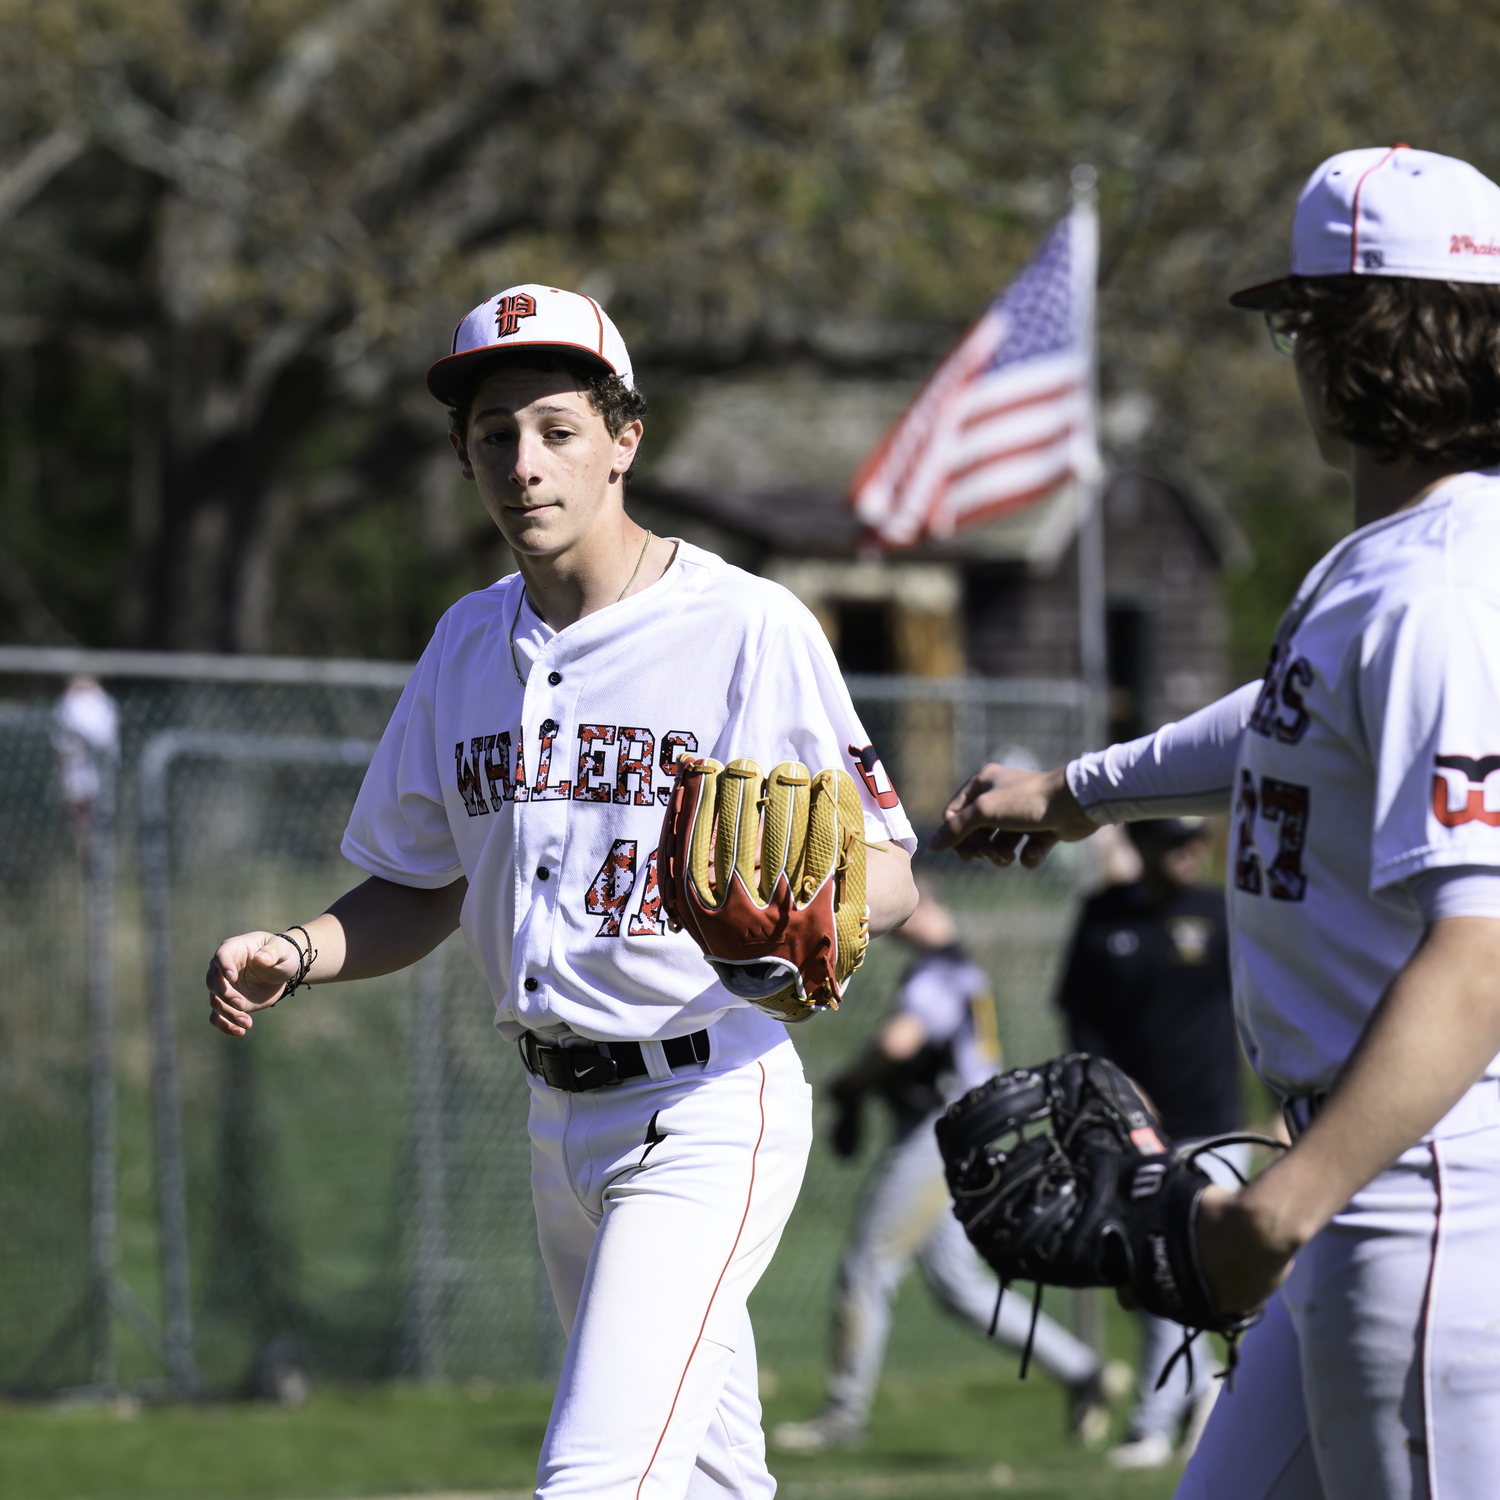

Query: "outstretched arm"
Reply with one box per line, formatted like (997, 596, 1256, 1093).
(206, 875, 467, 1037)
(929, 682, 1264, 868)
(929, 764, 1098, 867)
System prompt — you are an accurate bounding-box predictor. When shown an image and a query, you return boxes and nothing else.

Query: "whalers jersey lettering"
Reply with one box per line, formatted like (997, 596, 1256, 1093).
(1247, 647, 1313, 745)
(342, 542, 916, 1043)
(453, 721, 703, 813)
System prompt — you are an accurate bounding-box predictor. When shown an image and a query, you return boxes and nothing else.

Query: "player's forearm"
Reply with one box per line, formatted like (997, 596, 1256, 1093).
(865, 841, 918, 937)
(1204, 916, 1500, 1303)
(207, 876, 468, 1037)
(1066, 680, 1262, 823)
(317, 875, 467, 981)
(928, 764, 1093, 865)
(278, 877, 467, 985)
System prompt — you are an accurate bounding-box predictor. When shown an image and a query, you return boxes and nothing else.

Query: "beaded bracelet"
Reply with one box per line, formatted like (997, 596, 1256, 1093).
(274, 924, 318, 1002)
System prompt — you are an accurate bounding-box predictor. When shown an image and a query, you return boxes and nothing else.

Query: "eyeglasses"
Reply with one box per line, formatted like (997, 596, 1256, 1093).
(1264, 314, 1299, 357)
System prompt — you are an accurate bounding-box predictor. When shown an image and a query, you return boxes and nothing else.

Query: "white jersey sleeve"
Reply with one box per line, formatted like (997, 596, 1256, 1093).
(1065, 680, 1262, 823)
(1409, 867, 1500, 922)
(342, 620, 465, 889)
(1363, 587, 1500, 892)
(719, 601, 918, 854)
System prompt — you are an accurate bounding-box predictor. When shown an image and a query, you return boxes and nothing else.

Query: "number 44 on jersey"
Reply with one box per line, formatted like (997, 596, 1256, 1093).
(586, 841, 664, 937)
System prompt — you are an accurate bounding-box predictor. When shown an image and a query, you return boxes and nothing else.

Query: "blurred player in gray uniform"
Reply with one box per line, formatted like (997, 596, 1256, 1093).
(772, 876, 1128, 1454)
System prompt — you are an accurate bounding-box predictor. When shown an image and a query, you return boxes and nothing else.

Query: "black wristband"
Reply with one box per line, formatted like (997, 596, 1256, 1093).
(275, 925, 318, 1000)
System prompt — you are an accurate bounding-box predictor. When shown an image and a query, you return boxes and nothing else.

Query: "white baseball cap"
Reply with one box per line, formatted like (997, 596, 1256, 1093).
(1230, 145, 1500, 310)
(426, 283, 633, 404)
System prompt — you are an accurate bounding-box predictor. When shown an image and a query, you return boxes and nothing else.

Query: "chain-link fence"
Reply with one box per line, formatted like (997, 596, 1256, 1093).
(0, 646, 1091, 1399)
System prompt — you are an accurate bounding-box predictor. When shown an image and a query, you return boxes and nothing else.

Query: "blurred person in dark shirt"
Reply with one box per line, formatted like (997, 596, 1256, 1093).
(1058, 817, 1244, 1470)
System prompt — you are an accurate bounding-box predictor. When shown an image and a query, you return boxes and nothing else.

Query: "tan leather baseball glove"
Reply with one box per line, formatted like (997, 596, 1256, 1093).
(659, 756, 869, 1023)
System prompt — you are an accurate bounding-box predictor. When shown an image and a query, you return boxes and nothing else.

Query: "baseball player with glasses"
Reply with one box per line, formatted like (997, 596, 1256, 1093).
(205, 284, 918, 1499)
(930, 146, 1500, 1499)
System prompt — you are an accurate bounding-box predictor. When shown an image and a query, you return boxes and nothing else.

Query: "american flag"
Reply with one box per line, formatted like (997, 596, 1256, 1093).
(849, 202, 1099, 548)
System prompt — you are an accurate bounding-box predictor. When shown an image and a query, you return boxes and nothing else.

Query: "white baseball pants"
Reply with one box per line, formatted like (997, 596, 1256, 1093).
(823, 1111, 1100, 1429)
(1177, 1083, 1500, 1500)
(529, 1027, 813, 1500)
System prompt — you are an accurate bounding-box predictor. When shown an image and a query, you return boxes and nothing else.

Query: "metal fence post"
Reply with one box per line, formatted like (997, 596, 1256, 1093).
(955, 690, 985, 789)
(88, 747, 118, 1389)
(140, 734, 199, 1396)
(139, 730, 375, 1397)
(412, 946, 447, 1382)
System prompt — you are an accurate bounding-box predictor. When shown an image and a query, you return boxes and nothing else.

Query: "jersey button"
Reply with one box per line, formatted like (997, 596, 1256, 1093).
(537, 865, 550, 881)
(541, 717, 557, 734)
(547, 671, 562, 686)
(524, 977, 538, 992)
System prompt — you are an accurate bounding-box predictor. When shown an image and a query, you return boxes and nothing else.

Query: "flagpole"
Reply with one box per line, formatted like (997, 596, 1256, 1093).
(1069, 163, 1109, 1366)
(1071, 164, 1108, 754)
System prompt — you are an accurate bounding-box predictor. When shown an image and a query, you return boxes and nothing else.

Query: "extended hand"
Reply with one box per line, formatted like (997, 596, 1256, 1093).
(206, 931, 303, 1037)
(928, 764, 1097, 866)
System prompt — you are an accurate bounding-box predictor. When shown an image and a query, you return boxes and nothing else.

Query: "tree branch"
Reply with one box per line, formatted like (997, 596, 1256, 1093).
(0, 125, 87, 224)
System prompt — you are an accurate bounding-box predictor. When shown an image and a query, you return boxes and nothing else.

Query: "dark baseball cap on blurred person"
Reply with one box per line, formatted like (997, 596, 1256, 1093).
(1229, 145, 1500, 311)
(1126, 817, 1208, 852)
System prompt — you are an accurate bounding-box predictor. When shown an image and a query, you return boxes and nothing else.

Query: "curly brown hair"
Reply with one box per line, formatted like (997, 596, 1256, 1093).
(445, 352, 647, 441)
(1276, 275, 1500, 466)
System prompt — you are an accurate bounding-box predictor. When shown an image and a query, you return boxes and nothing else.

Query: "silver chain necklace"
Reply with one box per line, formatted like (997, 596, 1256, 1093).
(508, 530, 653, 687)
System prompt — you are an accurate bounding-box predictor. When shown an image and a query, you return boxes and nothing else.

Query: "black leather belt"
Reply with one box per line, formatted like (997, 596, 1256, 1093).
(1280, 1090, 1328, 1143)
(519, 1029, 711, 1092)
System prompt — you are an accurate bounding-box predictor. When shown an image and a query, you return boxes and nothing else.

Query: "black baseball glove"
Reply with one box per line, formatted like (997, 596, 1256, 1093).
(935, 1053, 1271, 1348)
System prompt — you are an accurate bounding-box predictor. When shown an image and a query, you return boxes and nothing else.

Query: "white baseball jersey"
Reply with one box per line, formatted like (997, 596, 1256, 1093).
(1072, 472, 1500, 1497)
(1071, 470, 1500, 1098)
(342, 541, 916, 1042)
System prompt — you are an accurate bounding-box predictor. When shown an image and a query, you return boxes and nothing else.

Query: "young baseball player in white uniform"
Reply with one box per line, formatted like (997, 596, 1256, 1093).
(929, 147, 1500, 1500)
(205, 285, 919, 1499)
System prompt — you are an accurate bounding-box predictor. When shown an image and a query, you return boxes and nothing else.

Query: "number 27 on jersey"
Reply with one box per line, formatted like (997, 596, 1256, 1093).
(1234, 770, 1309, 902)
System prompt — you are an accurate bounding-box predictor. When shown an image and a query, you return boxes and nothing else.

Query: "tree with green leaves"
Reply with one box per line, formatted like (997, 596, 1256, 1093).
(1, 0, 1496, 669)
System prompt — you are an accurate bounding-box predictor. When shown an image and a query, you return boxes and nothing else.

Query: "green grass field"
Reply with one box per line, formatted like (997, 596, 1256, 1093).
(1, 877, 1194, 1500)
(0, 1366, 1184, 1500)
(1, 1272, 1189, 1500)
